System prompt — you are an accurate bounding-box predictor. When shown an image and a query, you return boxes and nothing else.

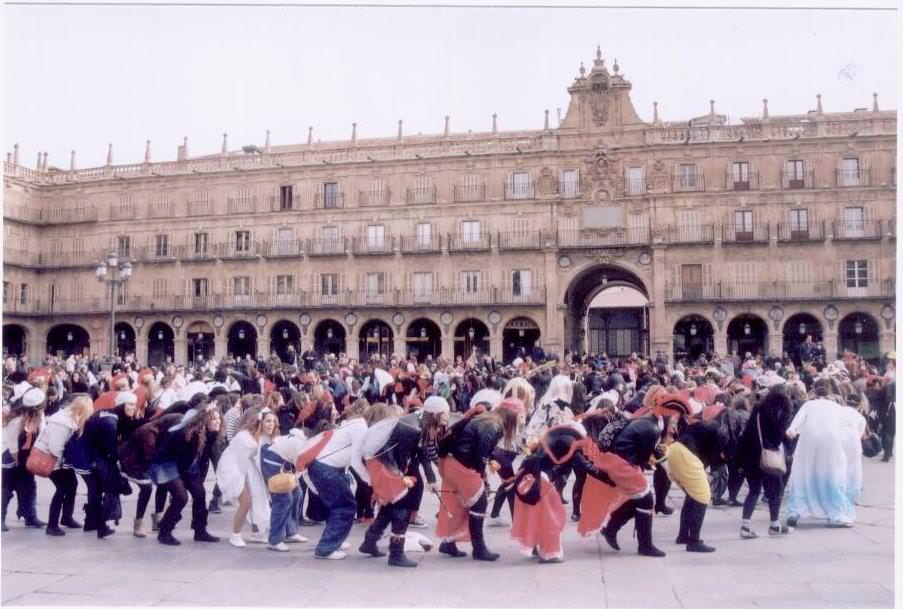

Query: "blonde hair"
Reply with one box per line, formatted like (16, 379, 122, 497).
(69, 395, 94, 436)
(503, 377, 535, 413)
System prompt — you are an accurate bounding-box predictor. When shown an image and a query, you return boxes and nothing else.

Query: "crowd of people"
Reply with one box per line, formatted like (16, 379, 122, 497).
(1, 342, 895, 566)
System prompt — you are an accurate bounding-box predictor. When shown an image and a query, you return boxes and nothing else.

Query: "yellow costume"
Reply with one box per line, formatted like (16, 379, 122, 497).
(665, 442, 711, 504)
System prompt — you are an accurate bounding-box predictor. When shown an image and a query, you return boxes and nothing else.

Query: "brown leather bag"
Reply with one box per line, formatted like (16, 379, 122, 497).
(26, 448, 57, 478)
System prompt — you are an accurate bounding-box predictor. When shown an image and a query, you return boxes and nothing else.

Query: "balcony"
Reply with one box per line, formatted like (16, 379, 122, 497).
(147, 202, 175, 218)
(215, 242, 259, 259)
(399, 234, 441, 254)
(454, 184, 486, 203)
(832, 220, 882, 241)
(129, 246, 178, 264)
(40, 207, 98, 224)
(505, 182, 535, 200)
(3, 248, 40, 267)
(558, 181, 581, 199)
(672, 174, 705, 193)
(307, 237, 347, 257)
(776, 221, 826, 243)
(724, 171, 760, 191)
(835, 168, 871, 188)
(186, 199, 214, 216)
(259, 239, 303, 258)
(497, 231, 544, 251)
(663, 224, 715, 245)
(406, 186, 436, 205)
(557, 226, 650, 249)
(173, 244, 215, 262)
(781, 170, 814, 190)
(226, 197, 256, 214)
(358, 189, 391, 208)
(352, 237, 394, 256)
(623, 177, 648, 197)
(664, 279, 895, 303)
(721, 223, 770, 244)
(314, 191, 344, 209)
(447, 233, 491, 253)
(269, 194, 301, 212)
(887, 219, 896, 240)
(109, 205, 137, 221)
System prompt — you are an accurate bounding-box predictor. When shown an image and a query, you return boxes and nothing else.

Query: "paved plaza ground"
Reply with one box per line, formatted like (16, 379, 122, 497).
(1, 458, 895, 608)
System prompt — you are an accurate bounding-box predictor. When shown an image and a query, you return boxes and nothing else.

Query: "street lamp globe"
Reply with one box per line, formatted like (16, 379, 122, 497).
(107, 252, 118, 268)
(121, 261, 132, 279)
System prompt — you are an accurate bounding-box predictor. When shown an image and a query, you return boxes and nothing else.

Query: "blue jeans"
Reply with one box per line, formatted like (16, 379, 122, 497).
(260, 445, 301, 546)
(307, 460, 355, 556)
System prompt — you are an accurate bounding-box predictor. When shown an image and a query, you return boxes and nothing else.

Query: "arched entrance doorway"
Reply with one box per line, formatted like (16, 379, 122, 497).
(565, 265, 650, 358)
(147, 322, 175, 367)
(115, 322, 136, 359)
(839, 312, 880, 364)
(187, 321, 215, 363)
(313, 320, 345, 357)
(271, 320, 301, 363)
(727, 314, 767, 356)
(47, 324, 89, 357)
(673, 315, 714, 362)
(405, 318, 442, 361)
(228, 321, 257, 359)
(454, 319, 490, 361)
(503, 317, 541, 363)
(3, 324, 27, 357)
(359, 320, 393, 361)
(782, 313, 823, 365)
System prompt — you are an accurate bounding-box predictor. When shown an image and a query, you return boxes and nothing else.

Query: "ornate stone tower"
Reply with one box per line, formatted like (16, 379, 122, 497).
(559, 47, 643, 132)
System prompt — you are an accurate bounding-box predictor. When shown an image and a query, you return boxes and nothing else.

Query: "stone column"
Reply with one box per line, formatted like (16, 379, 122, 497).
(823, 330, 839, 363)
(879, 328, 895, 359)
(544, 239, 564, 358)
(714, 328, 729, 358)
(346, 325, 359, 362)
(441, 333, 455, 362)
(649, 244, 670, 356)
(136, 332, 149, 367)
(258, 332, 271, 360)
(173, 337, 187, 366)
(489, 330, 503, 362)
(214, 331, 227, 361)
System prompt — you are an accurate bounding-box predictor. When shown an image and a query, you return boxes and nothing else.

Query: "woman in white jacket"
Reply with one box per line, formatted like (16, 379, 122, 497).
(216, 406, 277, 547)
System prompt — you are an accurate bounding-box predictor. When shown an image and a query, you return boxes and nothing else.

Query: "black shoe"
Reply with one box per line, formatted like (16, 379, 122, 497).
(712, 498, 726, 506)
(472, 545, 500, 561)
(636, 510, 665, 557)
(786, 515, 799, 528)
(358, 537, 386, 557)
(24, 518, 46, 528)
(158, 530, 181, 546)
(727, 499, 743, 507)
(438, 541, 467, 558)
(602, 527, 621, 551)
(45, 526, 66, 537)
(97, 525, 115, 539)
(655, 505, 674, 516)
(570, 513, 580, 522)
(468, 515, 500, 562)
(60, 518, 82, 529)
(638, 544, 667, 557)
(207, 499, 222, 514)
(298, 518, 319, 527)
(686, 541, 716, 553)
(1, 522, 8, 532)
(675, 534, 689, 544)
(387, 537, 417, 568)
(193, 529, 220, 543)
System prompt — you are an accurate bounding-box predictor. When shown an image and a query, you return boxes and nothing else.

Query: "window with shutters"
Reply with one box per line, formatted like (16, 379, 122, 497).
(509, 172, 531, 199)
(840, 158, 861, 186)
(367, 224, 385, 249)
(841, 206, 865, 238)
(73, 239, 85, 257)
(194, 232, 208, 256)
(19, 284, 28, 305)
(680, 264, 703, 300)
(785, 159, 805, 188)
(117, 235, 130, 259)
(276, 228, 294, 255)
(116, 284, 127, 306)
(276, 275, 294, 295)
(366, 273, 385, 299)
(512, 269, 532, 298)
(416, 223, 432, 248)
(279, 185, 294, 210)
(413, 272, 433, 302)
(409, 176, 434, 204)
(153, 192, 171, 217)
(677, 164, 698, 190)
(785, 260, 813, 298)
(462, 271, 480, 293)
(626, 166, 646, 195)
(560, 169, 579, 198)
(734, 210, 754, 241)
(846, 260, 868, 288)
(321, 274, 338, 297)
(731, 161, 750, 190)
(730, 262, 759, 299)
(233, 276, 251, 296)
(2, 282, 9, 305)
(153, 279, 168, 297)
(512, 217, 530, 234)
(155, 234, 169, 257)
(323, 182, 340, 208)
(235, 230, 251, 253)
(789, 209, 809, 239)
(192, 278, 208, 299)
(677, 209, 702, 242)
(462, 220, 481, 243)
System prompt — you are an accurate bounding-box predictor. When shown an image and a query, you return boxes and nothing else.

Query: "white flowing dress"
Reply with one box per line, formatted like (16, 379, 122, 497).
(785, 398, 856, 524)
(215, 430, 271, 529)
(838, 407, 866, 504)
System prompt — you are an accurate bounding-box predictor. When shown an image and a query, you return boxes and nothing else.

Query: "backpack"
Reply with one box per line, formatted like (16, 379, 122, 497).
(119, 413, 182, 479)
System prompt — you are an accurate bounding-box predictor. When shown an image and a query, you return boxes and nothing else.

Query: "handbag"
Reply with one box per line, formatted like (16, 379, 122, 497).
(862, 432, 883, 458)
(268, 468, 298, 494)
(26, 448, 57, 478)
(757, 414, 786, 476)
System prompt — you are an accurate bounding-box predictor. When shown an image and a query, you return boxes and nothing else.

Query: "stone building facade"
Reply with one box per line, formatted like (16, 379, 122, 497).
(2, 50, 897, 366)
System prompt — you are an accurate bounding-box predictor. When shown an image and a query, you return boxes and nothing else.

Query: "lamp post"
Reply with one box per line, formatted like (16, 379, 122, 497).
(95, 252, 132, 359)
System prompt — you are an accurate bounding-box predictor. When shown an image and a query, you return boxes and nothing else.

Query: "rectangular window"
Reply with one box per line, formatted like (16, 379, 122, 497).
(233, 276, 251, 296)
(117, 236, 130, 259)
(276, 275, 294, 295)
(678, 164, 698, 190)
(116, 284, 127, 306)
(73, 239, 85, 256)
(279, 185, 294, 210)
(235, 230, 251, 253)
(152, 279, 167, 297)
(367, 225, 385, 249)
(846, 260, 868, 288)
(194, 232, 208, 255)
(192, 278, 208, 298)
(366, 272, 385, 297)
(2, 281, 9, 305)
(840, 158, 861, 186)
(734, 210, 753, 240)
(842, 206, 865, 238)
(18, 284, 27, 305)
(462, 220, 481, 243)
(276, 228, 294, 255)
(512, 270, 532, 297)
(155, 234, 169, 257)
(413, 272, 433, 301)
(785, 159, 805, 188)
(510, 172, 530, 199)
(322, 226, 340, 253)
(321, 273, 338, 296)
(560, 170, 579, 198)
(462, 271, 480, 293)
(416, 223, 432, 248)
(731, 161, 750, 190)
(681, 264, 703, 300)
(323, 182, 339, 208)
(789, 209, 809, 238)
(626, 167, 645, 195)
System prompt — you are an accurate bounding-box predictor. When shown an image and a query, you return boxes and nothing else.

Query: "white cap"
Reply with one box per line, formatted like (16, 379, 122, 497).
(423, 396, 450, 415)
(115, 391, 138, 406)
(22, 387, 46, 408)
(179, 380, 208, 402)
(11, 381, 32, 403)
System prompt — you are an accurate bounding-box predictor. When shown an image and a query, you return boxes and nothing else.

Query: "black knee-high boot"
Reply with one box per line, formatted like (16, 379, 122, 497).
(653, 465, 673, 514)
(602, 499, 636, 551)
(359, 507, 391, 557)
(468, 495, 498, 561)
(685, 498, 714, 553)
(388, 534, 417, 567)
(635, 504, 666, 557)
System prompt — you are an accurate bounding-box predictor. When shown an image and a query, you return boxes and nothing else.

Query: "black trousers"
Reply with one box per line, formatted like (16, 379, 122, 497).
(571, 468, 587, 517)
(677, 496, 708, 543)
(158, 473, 208, 534)
(365, 502, 410, 541)
(135, 483, 153, 519)
(48, 468, 78, 527)
(2, 464, 38, 523)
(403, 462, 425, 514)
(653, 463, 671, 509)
(880, 408, 895, 459)
(352, 469, 374, 519)
(489, 448, 516, 519)
(741, 467, 783, 522)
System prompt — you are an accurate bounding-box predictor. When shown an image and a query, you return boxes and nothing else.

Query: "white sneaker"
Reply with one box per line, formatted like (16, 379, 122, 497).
(268, 542, 290, 552)
(316, 550, 347, 560)
(340, 541, 351, 550)
(285, 533, 308, 543)
(229, 534, 247, 548)
(247, 532, 267, 544)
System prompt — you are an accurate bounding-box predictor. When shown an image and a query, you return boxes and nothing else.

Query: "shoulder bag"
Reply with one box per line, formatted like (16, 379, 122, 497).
(757, 413, 786, 476)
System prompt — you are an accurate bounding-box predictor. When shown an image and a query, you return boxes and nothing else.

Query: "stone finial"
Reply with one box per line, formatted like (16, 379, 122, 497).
(613, 58, 620, 74)
(5, 153, 9, 165)
(762, 98, 769, 119)
(397, 119, 403, 139)
(709, 99, 715, 116)
(36, 151, 42, 170)
(144, 139, 151, 163)
(816, 93, 823, 114)
(578, 62, 585, 78)
(653, 101, 659, 123)
(42, 152, 48, 172)
(106, 143, 113, 166)
(351, 123, 357, 144)
(307, 126, 313, 146)
(264, 129, 271, 152)
(12, 143, 19, 165)
(596, 45, 602, 62)
(181, 136, 189, 160)
(557, 108, 562, 126)
(222, 132, 228, 153)
(544, 109, 549, 130)
(492, 113, 498, 134)
(872, 92, 879, 112)
(70, 150, 76, 171)
(444, 116, 450, 137)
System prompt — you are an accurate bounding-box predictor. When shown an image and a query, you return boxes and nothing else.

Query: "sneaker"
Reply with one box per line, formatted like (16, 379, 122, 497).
(538, 555, 565, 564)
(409, 516, 428, 529)
(768, 524, 790, 536)
(284, 533, 308, 543)
(247, 532, 267, 544)
(827, 519, 853, 528)
(268, 542, 290, 552)
(340, 541, 351, 550)
(740, 526, 758, 539)
(229, 534, 247, 548)
(315, 550, 347, 560)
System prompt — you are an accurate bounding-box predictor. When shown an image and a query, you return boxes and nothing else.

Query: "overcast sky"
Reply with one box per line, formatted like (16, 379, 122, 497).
(3, 4, 898, 168)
